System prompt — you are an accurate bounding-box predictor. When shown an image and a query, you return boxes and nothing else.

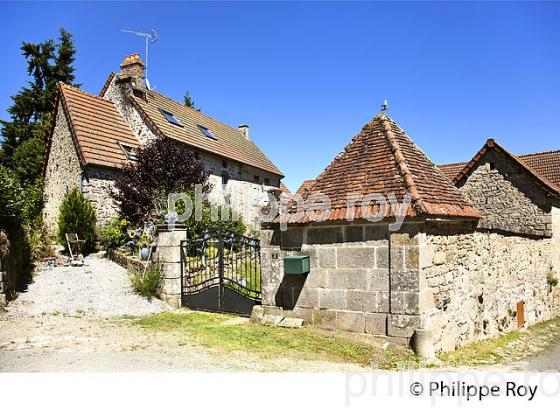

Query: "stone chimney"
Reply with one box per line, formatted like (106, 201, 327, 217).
(238, 124, 249, 140)
(120, 53, 145, 78)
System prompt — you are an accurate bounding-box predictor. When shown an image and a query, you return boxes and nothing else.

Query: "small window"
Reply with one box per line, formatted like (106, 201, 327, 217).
(160, 109, 182, 126)
(221, 172, 230, 189)
(222, 160, 228, 168)
(119, 143, 138, 161)
(194, 151, 200, 160)
(253, 175, 259, 182)
(489, 162, 495, 170)
(264, 178, 270, 185)
(198, 125, 217, 140)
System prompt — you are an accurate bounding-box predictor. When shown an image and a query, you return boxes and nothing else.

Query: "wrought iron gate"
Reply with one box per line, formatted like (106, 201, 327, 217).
(180, 229, 261, 316)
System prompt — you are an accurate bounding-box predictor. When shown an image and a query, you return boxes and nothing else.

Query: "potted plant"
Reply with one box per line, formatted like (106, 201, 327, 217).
(137, 232, 151, 261)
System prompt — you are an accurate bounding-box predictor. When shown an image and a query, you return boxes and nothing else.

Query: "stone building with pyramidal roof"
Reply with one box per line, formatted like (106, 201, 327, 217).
(260, 113, 560, 353)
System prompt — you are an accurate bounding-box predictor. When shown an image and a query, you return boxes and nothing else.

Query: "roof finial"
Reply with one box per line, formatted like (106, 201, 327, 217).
(381, 99, 389, 112)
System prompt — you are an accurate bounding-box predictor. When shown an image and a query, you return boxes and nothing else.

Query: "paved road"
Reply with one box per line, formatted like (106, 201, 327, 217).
(508, 341, 560, 371)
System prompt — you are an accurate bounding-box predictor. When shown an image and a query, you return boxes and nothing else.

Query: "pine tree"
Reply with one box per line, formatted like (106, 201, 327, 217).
(0, 28, 78, 165)
(184, 90, 196, 109)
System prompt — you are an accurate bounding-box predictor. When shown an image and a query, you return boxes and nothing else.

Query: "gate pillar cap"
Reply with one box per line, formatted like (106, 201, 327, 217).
(156, 224, 187, 232)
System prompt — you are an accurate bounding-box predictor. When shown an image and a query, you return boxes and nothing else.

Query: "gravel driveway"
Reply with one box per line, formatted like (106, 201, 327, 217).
(0, 256, 364, 372)
(6, 255, 169, 318)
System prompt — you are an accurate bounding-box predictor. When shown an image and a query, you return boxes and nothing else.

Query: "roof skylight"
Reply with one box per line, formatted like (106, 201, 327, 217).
(198, 125, 217, 140)
(160, 109, 182, 126)
(118, 142, 139, 161)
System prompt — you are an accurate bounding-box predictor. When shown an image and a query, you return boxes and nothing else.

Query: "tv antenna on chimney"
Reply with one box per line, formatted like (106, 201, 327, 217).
(120, 28, 158, 88)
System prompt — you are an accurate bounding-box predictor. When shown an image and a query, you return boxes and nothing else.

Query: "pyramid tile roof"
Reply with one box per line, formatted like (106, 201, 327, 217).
(280, 113, 480, 224)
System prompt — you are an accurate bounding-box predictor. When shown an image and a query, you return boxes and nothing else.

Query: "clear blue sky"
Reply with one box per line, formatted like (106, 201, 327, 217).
(1, 1, 558, 192)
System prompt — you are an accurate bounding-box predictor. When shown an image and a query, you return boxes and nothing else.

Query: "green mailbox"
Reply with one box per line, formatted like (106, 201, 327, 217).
(284, 255, 310, 275)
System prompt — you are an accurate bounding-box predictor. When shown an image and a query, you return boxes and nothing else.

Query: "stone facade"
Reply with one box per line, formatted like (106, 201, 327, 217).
(456, 150, 554, 236)
(422, 221, 556, 352)
(43, 104, 120, 231)
(261, 222, 424, 344)
(102, 74, 281, 231)
(43, 103, 83, 231)
(261, 215, 559, 352)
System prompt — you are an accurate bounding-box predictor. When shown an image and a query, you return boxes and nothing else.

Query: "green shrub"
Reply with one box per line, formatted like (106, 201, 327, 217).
(56, 187, 97, 252)
(130, 261, 164, 300)
(0, 165, 23, 223)
(99, 217, 127, 249)
(21, 177, 45, 228)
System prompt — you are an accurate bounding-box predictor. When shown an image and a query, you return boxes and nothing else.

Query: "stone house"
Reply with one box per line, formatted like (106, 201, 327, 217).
(43, 54, 283, 233)
(260, 113, 560, 352)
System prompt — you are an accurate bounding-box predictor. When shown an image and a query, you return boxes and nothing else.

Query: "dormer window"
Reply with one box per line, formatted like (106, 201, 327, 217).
(118, 142, 139, 161)
(198, 125, 217, 140)
(160, 109, 182, 126)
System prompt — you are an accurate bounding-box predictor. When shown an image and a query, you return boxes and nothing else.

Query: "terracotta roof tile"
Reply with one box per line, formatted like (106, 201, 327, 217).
(439, 149, 560, 191)
(51, 83, 140, 169)
(295, 179, 315, 198)
(279, 114, 479, 224)
(131, 90, 283, 177)
(445, 140, 560, 197)
(517, 150, 560, 189)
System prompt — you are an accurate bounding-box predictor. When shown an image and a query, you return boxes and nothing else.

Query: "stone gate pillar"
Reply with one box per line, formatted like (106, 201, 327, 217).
(155, 224, 187, 308)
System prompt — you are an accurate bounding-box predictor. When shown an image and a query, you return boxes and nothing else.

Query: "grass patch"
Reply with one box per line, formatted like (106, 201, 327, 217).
(134, 311, 416, 368)
(437, 315, 560, 367)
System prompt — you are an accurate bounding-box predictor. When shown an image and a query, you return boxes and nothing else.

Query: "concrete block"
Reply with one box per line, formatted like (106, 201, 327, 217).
(376, 247, 389, 269)
(262, 314, 283, 326)
(318, 288, 347, 310)
(388, 314, 420, 338)
(336, 311, 365, 333)
(313, 309, 336, 330)
(307, 227, 343, 245)
(283, 307, 313, 324)
(405, 246, 420, 269)
(263, 305, 283, 317)
(391, 269, 419, 291)
(281, 228, 303, 250)
(294, 288, 319, 308)
(390, 291, 419, 314)
(250, 305, 264, 323)
(325, 268, 367, 290)
(365, 313, 387, 335)
(317, 248, 336, 268)
(345, 226, 364, 243)
(337, 247, 375, 269)
(367, 269, 390, 291)
(364, 225, 389, 243)
(390, 245, 404, 271)
(278, 317, 304, 328)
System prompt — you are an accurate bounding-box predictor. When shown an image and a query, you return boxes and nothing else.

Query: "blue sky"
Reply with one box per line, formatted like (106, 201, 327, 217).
(1, 1, 558, 192)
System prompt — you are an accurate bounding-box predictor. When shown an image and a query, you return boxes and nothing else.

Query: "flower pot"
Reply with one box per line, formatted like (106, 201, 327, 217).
(140, 247, 150, 261)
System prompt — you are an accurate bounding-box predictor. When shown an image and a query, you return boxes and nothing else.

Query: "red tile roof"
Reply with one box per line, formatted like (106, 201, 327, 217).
(278, 114, 480, 224)
(295, 179, 315, 198)
(517, 150, 560, 189)
(129, 89, 283, 177)
(279, 182, 291, 195)
(442, 139, 560, 197)
(45, 83, 141, 172)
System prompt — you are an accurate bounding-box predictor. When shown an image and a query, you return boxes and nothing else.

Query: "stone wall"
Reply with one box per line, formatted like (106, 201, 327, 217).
(457, 149, 553, 236)
(43, 103, 83, 233)
(422, 221, 556, 352)
(81, 166, 119, 227)
(261, 222, 423, 343)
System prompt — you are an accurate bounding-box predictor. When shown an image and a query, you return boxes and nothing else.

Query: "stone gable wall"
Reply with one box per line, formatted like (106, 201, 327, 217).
(43, 103, 83, 233)
(457, 150, 552, 236)
(422, 221, 556, 352)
